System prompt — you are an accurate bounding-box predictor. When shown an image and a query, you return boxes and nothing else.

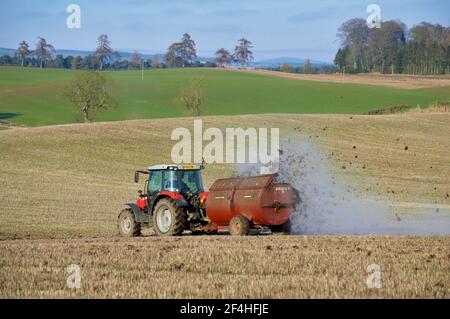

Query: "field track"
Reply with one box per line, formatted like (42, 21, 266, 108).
(231, 68, 450, 89)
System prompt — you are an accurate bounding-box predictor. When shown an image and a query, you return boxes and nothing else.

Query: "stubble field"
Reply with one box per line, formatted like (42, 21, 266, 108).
(1, 236, 449, 298)
(1, 113, 449, 298)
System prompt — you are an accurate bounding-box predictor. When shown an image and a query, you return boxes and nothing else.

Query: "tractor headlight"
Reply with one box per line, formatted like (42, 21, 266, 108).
(200, 195, 206, 205)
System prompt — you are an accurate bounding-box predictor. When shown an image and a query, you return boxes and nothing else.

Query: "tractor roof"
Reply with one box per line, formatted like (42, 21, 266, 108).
(148, 164, 203, 171)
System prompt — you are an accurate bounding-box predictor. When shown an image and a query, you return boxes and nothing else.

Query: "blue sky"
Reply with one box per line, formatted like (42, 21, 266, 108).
(0, 0, 448, 62)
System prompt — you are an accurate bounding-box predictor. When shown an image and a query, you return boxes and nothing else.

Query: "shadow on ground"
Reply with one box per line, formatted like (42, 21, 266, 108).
(0, 113, 20, 120)
(0, 113, 22, 127)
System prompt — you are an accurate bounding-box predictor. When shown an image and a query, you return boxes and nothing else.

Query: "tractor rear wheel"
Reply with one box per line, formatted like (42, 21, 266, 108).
(229, 215, 250, 236)
(118, 209, 141, 237)
(152, 198, 187, 236)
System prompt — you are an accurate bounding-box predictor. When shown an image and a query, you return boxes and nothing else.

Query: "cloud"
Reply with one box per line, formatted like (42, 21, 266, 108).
(192, 24, 243, 34)
(208, 8, 258, 17)
(288, 7, 340, 23)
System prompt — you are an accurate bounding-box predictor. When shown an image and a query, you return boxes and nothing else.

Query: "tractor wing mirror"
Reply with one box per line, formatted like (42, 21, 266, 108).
(134, 171, 140, 183)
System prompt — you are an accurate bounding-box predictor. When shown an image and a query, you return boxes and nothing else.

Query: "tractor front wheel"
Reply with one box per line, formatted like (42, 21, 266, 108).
(152, 199, 187, 236)
(118, 209, 141, 237)
(229, 215, 250, 236)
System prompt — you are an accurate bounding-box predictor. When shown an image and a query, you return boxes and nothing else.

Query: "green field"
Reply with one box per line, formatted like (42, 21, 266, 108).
(0, 66, 449, 126)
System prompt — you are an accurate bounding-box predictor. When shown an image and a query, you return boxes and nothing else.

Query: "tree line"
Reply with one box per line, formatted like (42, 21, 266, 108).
(4, 19, 447, 75)
(163, 34, 255, 68)
(334, 19, 450, 75)
(270, 59, 336, 74)
(1, 33, 256, 70)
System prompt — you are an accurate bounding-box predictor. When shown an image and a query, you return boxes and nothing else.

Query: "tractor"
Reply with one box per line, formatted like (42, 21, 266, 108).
(118, 164, 209, 237)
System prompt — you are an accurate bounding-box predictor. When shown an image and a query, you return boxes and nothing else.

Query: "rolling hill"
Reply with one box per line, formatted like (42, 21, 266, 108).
(1, 66, 449, 127)
(1, 113, 449, 239)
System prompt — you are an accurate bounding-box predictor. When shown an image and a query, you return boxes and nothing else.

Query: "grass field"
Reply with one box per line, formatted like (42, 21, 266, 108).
(1, 66, 449, 127)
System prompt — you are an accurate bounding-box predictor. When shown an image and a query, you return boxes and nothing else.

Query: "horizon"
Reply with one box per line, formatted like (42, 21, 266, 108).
(0, 47, 334, 64)
(0, 0, 449, 63)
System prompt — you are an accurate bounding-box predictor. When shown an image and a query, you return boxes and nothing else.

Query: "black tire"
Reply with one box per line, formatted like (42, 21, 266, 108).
(152, 198, 187, 236)
(229, 215, 250, 236)
(271, 219, 292, 234)
(118, 209, 141, 237)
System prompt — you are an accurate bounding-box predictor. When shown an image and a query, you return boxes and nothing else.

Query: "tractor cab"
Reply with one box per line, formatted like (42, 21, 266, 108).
(134, 164, 207, 211)
(141, 164, 205, 196)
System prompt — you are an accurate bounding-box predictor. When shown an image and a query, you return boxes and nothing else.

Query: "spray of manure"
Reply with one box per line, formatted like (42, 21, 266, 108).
(237, 138, 450, 235)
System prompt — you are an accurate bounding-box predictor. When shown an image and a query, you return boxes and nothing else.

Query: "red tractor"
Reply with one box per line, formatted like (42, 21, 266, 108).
(118, 164, 299, 237)
(118, 164, 208, 237)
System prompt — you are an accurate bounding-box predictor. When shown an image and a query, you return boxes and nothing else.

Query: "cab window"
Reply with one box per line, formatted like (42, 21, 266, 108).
(147, 171, 162, 193)
(162, 170, 178, 191)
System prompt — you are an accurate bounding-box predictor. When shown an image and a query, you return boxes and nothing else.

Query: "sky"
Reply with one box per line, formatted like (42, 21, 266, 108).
(0, 0, 448, 62)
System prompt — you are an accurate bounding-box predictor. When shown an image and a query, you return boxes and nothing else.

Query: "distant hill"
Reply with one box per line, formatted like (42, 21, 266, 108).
(251, 57, 332, 67)
(0, 47, 213, 63)
(0, 48, 15, 56)
(0, 47, 163, 61)
(1, 47, 330, 66)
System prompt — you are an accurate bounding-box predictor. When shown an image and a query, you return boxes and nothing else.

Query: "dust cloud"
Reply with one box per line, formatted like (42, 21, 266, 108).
(237, 138, 450, 235)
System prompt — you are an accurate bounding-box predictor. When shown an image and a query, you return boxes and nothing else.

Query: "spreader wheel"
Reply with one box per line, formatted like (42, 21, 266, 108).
(229, 215, 250, 236)
(271, 219, 292, 234)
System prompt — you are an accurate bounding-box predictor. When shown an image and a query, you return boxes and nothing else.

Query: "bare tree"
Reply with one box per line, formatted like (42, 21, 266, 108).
(179, 33, 197, 67)
(233, 38, 254, 67)
(165, 34, 198, 68)
(95, 34, 119, 70)
(406, 22, 449, 74)
(151, 55, 160, 68)
(71, 56, 82, 70)
(65, 72, 115, 122)
(367, 20, 406, 74)
(130, 51, 143, 69)
(179, 78, 204, 116)
(214, 48, 232, 67)
(335, 18, 449, 75)
(281, 62, 293, 73)
(334, 48, 347, 73)
(337, 19, 369, 71)
(34, 37, 54, 68)
(15, 41, 31, 67)
(303, 58, 312, 73)
(165, 42, 182, 68)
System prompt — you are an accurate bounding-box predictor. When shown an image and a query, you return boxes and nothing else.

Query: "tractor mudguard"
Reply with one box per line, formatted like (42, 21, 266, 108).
(152, 196, 189, 211)
(126, 203, 150, 224)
